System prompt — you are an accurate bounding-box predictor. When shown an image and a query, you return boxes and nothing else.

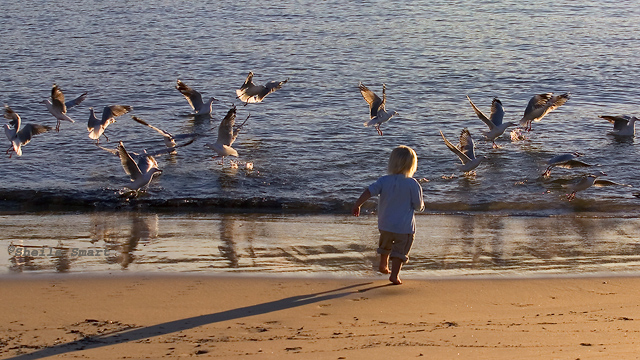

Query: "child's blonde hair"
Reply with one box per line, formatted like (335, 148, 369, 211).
(388, 145, 418, 177)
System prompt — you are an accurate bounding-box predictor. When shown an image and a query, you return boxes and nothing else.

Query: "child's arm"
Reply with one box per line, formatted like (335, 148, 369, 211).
(352, 188, 372, 217)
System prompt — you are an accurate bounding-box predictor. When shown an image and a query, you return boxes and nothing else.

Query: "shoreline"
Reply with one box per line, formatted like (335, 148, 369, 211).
(2, 274, 640, 359)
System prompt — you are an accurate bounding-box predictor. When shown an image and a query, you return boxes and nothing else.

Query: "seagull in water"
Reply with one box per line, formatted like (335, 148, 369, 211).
(543, 152, 592, 178)
(466, 95, 515, 148)
(566, 171, 608, 201)
(519, 92, 571, 131)
(599, 115, 637, 137)
(41, 84, 87, 132)
(205, 106, 250, 164)
(176, 80, 218, 116)
(440, 128, 485, 174)
(235, 71, 288, 105)
(4, 105, 52, 157)
(116, 141, 162, 192)
(359, 82, 398, 136)
(87, 105, 133, 143)
(131, 116, 198, 155)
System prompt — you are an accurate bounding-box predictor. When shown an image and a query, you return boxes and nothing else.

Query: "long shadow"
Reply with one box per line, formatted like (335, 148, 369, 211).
(8, 281, 377, 360)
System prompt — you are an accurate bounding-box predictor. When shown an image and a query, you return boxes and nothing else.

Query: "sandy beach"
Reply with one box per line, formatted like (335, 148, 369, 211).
(2, 274, 640, 359)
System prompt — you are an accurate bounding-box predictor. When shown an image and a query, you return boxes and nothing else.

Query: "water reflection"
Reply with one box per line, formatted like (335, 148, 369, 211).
(2, 214, 640, 275)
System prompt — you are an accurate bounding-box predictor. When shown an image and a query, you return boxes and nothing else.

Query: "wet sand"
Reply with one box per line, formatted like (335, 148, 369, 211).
(2, 274, 640, 359)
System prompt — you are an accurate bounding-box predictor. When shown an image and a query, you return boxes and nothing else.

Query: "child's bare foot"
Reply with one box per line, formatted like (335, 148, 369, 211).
(379, 266, 391, 274)
(389, 275, 402, 285)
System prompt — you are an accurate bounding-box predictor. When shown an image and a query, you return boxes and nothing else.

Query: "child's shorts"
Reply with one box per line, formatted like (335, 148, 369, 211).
(377, 230, 415, 263)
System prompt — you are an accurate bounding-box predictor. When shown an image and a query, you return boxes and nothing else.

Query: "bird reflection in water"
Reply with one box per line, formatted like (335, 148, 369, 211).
(92, 213, 158, 269)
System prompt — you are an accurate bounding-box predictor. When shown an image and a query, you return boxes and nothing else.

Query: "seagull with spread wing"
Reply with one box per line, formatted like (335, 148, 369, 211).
(116, 141, 162, 192)
(466, 95, 515, 148)
(235, 71, 288, 105)
(176, 80, 218, 116)
(440, 128, 485, 174)
(131, 116, 198, 155)
(4, 105, 52, 157)
(599, 115, 637, 137)
(519, 92, 570, 131)
(41, 84, 87, 132)
(87, 105, 133, 143)
(205, 106, 250, 164)
(543, 152, 592, 178)
(565, 171, 630, 200)
(359, 82, 397, 136)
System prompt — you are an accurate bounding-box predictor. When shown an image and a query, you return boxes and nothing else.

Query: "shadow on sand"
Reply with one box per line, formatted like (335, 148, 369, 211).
(7, 281, 390, 359)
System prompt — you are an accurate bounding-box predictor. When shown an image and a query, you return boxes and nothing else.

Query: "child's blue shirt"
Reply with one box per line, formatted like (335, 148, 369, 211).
(368, 174, 424, 234)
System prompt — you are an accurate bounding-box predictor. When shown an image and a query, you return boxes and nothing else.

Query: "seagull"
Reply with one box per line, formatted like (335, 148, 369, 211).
(87, 105, 133, 143)
(205, 106, 250, 164)
(41, 84, 87, 132)
(566, 171, 609, 200)
(131, 116, 198, 155)
(519, 92, 570, 131)
(543, 152, 592, 178)
(599, 115, 637, 137)
(440, 128, 485, 174)
(235, 71, 288, 105)
(116, 141, 162, 192)
(176, 80, 218, 116)
(466, 95, 515, 148)
(4, 105, 52, 157)
(359, 82, 398, 136)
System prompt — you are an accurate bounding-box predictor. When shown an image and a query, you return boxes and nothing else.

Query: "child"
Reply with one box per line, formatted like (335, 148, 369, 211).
(352, 145, 424, 285)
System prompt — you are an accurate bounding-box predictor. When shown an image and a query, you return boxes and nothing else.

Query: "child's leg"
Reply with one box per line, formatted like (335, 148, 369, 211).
(389, 257, 403, 285)
(379, 253, 390, 274)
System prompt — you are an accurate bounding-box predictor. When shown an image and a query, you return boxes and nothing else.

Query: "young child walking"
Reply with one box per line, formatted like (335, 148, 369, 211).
(352, 145, 424, 285)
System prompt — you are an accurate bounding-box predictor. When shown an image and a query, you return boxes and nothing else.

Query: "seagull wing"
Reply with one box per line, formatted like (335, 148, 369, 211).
(17, 124, 51, 145)
(51, 84, 67, 114)
(600, 115, 630, 131)
(466, 95, 494, 129)
(144, 137, 197, 157)
(440, 130, 471, 164)
(65, 92, 87, 109)
(3, 105, 21, 129)
(261, 78, 288, 99)
(131, 116, 173, 139)
(117, 142, 142, 181)
(489, 98, 505, 126)
(238, 71, 255, 91)
(103, 105, 133, 123)
(359, 83, 383, 119)
(458, 128, 476, 160)
(176, 80, 204, 111)
(217, 107, 237, 146)
(560, 159, 592, 169)
(593, 179, 629, 187)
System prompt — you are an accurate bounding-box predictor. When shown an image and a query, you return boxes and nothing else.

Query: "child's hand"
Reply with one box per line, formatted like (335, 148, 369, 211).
(352, 205, 361, 217)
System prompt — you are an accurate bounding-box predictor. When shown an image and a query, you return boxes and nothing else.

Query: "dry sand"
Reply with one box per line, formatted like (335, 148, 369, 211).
(1, 274, 640, 359)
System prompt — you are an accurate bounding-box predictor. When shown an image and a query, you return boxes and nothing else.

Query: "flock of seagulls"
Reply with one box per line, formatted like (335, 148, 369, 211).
(357, 86, 636, 201)
(3, 71, 288, 194)
(3, 75, 637, 201)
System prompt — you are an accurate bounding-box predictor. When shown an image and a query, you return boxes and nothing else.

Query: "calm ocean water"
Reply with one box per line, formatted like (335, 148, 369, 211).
(1, 1, 639, 274)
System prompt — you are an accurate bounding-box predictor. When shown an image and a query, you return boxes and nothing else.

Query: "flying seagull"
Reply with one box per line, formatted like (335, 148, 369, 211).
(565, 171, 629, 200)
(466, 95, 515, 148)
(116, 141, 162, 192)
(205, 106, 250, 164)
(235, 71, 288, 104)
(41, 84, 87, 132)
(176, 80, 218, 116)
(131, 116, 198, 155)
(359, 82, 398, 136)
(4, 105, 52, 157)
(440, 128, 485, 174)
(87, 105, 133, 143)
(543, 152, 592, 178)
(599, 115, 637, 137)
(519, 92, 570, 131)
